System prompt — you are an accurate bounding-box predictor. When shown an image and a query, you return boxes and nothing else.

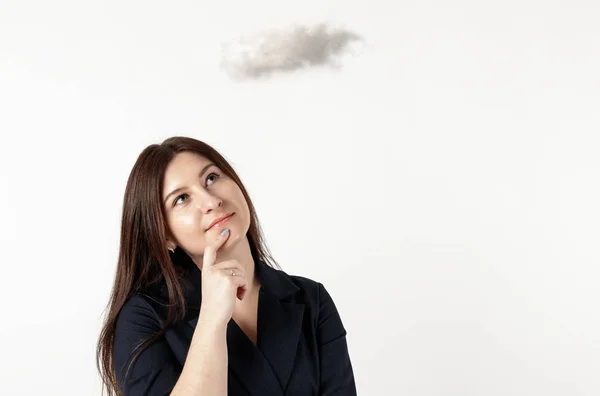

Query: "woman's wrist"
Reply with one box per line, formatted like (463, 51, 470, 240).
(197, 309, 229, 333)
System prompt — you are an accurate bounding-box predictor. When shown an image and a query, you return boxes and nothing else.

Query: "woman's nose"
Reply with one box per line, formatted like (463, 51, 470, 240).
(198, 194, 222, 212)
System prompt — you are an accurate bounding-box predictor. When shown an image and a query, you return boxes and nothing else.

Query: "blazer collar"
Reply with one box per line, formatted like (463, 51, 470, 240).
(179, 257, 301, 310)
(183, 258, 305, 395)
(146, 255, 300, 310)
(254, 258, 300, 300)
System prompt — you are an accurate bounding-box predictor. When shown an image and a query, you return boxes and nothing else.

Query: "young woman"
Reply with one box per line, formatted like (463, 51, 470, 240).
(96, 136, 356, 395)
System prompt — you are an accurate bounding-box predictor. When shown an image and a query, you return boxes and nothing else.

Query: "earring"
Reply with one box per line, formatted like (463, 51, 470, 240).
(168, 246, 175, 253)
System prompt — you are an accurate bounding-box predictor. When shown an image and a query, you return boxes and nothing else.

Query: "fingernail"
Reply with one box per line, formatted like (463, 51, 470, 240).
(221, 228, 229, 236)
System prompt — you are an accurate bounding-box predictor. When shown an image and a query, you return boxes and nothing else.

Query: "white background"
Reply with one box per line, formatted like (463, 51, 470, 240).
(1, 1, 599, 395)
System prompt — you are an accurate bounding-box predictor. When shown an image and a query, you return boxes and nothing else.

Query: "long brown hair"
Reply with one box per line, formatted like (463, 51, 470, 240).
(96, 136, 280, 396)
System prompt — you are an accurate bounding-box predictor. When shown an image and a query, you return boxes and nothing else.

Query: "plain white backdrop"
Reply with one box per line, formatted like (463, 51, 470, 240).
(1, 0, 599, 395)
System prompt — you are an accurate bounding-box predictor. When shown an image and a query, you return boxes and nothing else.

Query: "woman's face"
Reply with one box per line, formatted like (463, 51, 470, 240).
(161, 151, 250, 262)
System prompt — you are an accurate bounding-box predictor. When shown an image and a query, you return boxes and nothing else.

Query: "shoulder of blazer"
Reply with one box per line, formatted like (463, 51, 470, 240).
(284, 273, 322, 305)
(260, 264, 328, 317)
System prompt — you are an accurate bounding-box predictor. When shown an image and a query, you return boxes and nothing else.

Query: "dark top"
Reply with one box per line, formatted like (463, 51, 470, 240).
(113, 258, 357, 395)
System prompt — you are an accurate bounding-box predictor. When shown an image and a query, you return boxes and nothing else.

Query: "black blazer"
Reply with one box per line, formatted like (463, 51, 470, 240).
(113, 258, 357, 395)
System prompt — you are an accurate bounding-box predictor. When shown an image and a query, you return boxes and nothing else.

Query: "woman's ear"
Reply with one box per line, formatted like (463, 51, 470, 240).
(166, 239, 176, 252)
(164, 233, 177, 253)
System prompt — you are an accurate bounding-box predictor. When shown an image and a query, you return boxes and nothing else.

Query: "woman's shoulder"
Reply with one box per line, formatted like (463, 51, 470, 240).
(117, 293, 162, 322)
(276, 268, 347, 338)
(287, 274, 323, 294)
(112, 294, 165, 342)
(267, 265, 333, 307)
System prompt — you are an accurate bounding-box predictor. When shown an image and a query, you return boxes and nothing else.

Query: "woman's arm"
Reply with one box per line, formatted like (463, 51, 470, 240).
(169, 311, 228, 396)
(317, 283, 357, 396)
(114, 296, 229, 396)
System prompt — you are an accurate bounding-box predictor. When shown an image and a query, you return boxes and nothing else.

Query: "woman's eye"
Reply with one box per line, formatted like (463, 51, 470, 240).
(173, 172, 220, 207)
(173, 194, 188, 207)
(206, 172, 220, 185)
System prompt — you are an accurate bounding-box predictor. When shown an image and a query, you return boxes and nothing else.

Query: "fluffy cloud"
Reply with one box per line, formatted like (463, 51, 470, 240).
(220, 23, 362, 80)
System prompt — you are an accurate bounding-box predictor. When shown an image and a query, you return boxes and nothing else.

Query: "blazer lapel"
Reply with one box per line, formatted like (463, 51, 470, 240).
(256, 285, 305, 391)
(226, 317, 283, 395)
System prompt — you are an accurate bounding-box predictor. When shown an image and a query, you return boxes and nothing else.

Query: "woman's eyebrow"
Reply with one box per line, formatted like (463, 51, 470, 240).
(163, 163, 214, 204)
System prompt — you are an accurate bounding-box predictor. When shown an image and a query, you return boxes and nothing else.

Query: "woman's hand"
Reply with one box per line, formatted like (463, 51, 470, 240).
(197, 228, 247, 327)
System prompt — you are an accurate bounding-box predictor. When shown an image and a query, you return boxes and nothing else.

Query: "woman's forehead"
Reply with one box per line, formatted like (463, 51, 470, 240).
(162, 153, 214, 195)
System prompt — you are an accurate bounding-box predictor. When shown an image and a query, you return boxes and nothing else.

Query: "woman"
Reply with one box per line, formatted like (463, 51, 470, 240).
(96, 136, 357, 395)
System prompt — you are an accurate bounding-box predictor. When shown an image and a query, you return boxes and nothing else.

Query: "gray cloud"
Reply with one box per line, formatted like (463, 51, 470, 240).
(220, 23, 363, 80)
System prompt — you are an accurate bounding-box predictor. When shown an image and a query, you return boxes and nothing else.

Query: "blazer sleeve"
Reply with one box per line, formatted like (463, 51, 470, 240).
(113, 295, 182, 396)
(317, 282, 358, 396)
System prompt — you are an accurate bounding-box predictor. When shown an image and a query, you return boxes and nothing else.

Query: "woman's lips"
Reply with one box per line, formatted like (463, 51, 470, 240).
(207, 213, 234, 231)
